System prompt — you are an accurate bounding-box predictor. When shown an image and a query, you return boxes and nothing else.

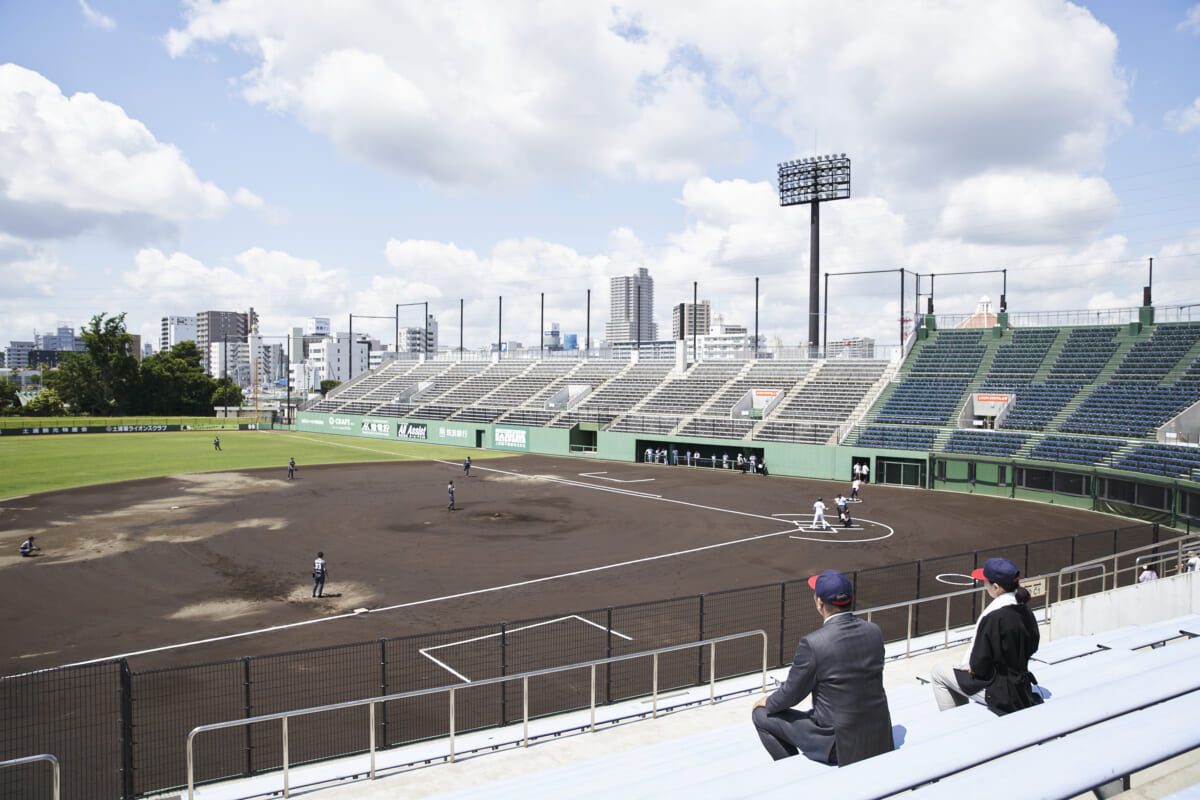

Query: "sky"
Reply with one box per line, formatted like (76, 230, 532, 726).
(1, 0, 1199, 359)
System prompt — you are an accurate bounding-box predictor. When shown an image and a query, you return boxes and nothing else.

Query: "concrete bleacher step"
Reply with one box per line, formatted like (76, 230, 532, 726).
(905, 689, 1200, 799)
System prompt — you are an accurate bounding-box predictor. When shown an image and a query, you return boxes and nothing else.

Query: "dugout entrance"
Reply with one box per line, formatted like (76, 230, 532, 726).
(876, 456, 926, 487)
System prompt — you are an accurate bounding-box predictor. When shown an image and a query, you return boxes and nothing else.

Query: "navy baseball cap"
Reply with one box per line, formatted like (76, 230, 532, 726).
(972, 557, 1021, 584)
(808, 570, 853, 606)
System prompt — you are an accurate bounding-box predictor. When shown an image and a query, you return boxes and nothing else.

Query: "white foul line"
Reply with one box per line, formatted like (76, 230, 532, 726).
(418, 615, 633, 683)
(578, 471, 657, 484)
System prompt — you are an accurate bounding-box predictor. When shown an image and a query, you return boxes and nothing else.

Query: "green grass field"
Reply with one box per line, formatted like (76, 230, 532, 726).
(0, 430, 509, 499)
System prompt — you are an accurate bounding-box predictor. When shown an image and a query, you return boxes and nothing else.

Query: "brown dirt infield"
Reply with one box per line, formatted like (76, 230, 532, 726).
(1, 454, 1125, 674)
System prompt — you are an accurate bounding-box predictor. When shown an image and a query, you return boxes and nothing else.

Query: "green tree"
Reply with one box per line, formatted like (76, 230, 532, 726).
(320, 379, 341, 395)
(212, 377, 245, 410)
(22, 388, 65, 416)
(136, 341, 219, 415)
(0, 378, 20, 415)
(55, 313, 139, 415)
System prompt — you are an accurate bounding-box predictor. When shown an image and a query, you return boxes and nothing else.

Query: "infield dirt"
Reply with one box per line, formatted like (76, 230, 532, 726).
(1, 454, 1124, 673)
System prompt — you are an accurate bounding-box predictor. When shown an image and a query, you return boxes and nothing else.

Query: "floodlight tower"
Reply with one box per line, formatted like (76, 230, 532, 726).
(778, 154, 851, 355)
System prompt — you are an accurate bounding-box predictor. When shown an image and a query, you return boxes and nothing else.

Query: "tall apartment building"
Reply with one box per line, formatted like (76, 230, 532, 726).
(160, 315, 197, 352)
(308, 332, 369, 384)
(606, 267, 657, 343)
(398, 314, 438, 356)
(671, 301, 711, 340)
(4, 341, 34, 369)
(196, 308, 258, 375)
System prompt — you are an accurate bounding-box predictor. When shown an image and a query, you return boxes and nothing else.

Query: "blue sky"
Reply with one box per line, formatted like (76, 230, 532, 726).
(1, 0, 1198, 357)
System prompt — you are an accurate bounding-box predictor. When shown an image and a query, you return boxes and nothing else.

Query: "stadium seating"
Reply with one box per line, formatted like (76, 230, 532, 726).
(854, 425, 939, 451)
(943, 429, 1028, 457)
(1027, 434, 1123, 466)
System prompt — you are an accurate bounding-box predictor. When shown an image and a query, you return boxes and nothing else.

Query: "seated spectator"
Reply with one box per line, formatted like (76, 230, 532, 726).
(930, 557, 1042, 715)
(751, 570, 893, 766)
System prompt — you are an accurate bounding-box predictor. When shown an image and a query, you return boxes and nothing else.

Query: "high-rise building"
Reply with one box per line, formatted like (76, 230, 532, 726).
(606, 267, 657, 343)
(160, 315, 197, 351)
(398, 314, 438, 356)
(671, 301, 711, 340)
(196, 308, 258, 375)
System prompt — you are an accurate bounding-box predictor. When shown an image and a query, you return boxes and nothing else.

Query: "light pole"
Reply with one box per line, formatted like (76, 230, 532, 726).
(778, 154, 851, 356)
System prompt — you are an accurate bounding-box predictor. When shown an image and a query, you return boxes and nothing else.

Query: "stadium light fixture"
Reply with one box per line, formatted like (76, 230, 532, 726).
(778, 154, 851, 355)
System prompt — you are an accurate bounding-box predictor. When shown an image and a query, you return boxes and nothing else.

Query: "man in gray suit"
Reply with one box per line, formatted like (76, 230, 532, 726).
(751, 570, 894, 766)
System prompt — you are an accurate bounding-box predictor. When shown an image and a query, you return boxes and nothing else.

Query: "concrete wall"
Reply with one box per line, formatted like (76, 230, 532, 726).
(1049, 571, 1200, 639)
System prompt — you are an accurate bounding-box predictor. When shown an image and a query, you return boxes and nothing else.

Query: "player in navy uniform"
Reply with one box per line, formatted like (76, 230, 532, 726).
(287, 457, 296, 480)
(447, 481, 456, 511)
(463, 456, 471, 477)
(312, 552, 327, 597)
(19, 536, 41, 557)
(213, 436, 221, 451)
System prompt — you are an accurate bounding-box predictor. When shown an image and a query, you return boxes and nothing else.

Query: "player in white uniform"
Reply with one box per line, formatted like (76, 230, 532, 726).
(812, 497, 831, 530)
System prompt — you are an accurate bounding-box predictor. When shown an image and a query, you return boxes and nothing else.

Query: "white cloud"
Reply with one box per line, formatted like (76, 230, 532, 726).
(122, 247, 351, 331)
(165, 0, 1127, 193)
(1166, 98, 1200, 133)
(0, 64, 231, 239)
(1180, 4, 1200, 34)
(937, 172, 1119, 244)
(79, 0, 116, 30)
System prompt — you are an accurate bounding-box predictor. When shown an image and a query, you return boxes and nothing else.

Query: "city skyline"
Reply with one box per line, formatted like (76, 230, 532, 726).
(2, 1, 1199, 357)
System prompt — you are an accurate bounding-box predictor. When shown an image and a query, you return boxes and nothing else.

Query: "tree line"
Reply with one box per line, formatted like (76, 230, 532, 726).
(1, 313, 245, 417)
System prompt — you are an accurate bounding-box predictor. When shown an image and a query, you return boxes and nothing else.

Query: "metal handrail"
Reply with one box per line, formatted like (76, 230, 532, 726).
(0, 754, 60, 800)
(1055, 535, 1198, 604)
(187, 629, 768, 798)
(1056, 563, 1108, 604)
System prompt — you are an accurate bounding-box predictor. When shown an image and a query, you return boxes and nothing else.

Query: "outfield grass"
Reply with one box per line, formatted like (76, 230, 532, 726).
(0, 430, 510, 498)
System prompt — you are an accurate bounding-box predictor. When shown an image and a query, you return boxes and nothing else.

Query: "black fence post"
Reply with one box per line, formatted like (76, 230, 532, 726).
(913, 561, 922, 636)
(778, 582, 787, 666)
(243, 657, 254, 777)
(697, 594, 706, 684)
(379, 639, 388, 747)
(119, 659, 135, 800)
(500, 622, 508, 726)
(605, 608, 613, 704)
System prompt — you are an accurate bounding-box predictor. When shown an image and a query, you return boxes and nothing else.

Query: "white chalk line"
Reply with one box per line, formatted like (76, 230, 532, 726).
(418, 615, 632, 683)
(289, 432, 440, 460)
(578, 471, 656, 484)
(787, 517, 895, 544)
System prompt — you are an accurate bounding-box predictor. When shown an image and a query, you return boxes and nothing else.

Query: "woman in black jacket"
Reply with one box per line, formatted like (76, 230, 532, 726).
(931, 557, 1043, 715)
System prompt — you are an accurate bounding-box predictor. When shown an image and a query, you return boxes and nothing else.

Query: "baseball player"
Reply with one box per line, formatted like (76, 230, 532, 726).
(812, 497, 831, 531)
(463, 456, 471, 477)
(851, 477, 862, 501)
(213, 436, 221, 451)
(447, 481, 456, 511)
(19, 536, 41, 557)
(287, 457, 296, 480)
(835, 493, 849, 523)
(312, 552, 327, 597)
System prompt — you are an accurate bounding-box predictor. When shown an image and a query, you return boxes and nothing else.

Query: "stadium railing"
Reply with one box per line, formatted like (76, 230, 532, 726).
(185, 630, 768, 799)
(0, 754, 59, 800)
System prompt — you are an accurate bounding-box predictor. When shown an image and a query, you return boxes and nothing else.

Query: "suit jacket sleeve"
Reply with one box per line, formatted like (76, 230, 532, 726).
(765, 636, 819, 715)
